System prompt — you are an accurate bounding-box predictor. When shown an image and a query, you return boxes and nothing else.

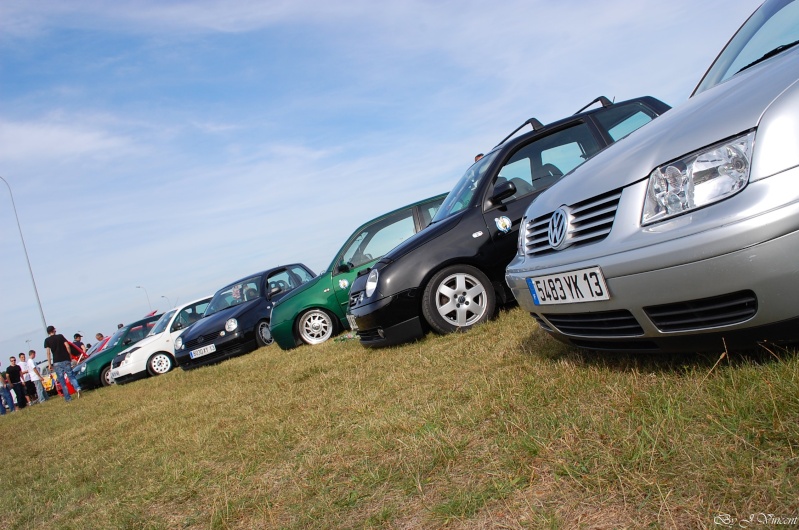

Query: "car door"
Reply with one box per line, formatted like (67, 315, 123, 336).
(483, 121, 606, 265)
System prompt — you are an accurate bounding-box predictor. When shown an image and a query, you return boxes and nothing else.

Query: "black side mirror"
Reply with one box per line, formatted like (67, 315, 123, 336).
(172, 322, 183, 331)
(269, 286, 282, 298)
(490, 180, 517, 205)
(123, 338, 132, 345)
(338, 260, 351, 273)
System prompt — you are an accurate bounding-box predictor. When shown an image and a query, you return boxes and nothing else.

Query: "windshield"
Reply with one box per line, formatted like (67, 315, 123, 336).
(85, 338, 107, 356)
(205, 275, 262, 317)
(432, 151, 499, 222)
(106, 327, 127, 349)
(148, 309, 176, 336)
(694, 0, 799, 94)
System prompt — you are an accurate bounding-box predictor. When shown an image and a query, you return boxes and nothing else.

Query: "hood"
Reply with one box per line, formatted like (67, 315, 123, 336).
(532, 47, 799, 213)
(378, 211, 464, 263)
(181, 299, 260, 338)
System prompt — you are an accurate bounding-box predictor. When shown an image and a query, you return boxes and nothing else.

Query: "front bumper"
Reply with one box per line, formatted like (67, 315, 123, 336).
(174, 330, 256, 370)
(110, 354, 148, 384)
(349, 289, 425, 348)
(507, 173, 799, 353)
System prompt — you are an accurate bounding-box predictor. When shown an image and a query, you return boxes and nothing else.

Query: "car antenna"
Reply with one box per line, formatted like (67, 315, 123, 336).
(494, 117, 545, 148)
(573, 96, 613, 115)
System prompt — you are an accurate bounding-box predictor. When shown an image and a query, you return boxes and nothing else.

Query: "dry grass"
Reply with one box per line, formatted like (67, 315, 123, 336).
(2, 306, 798, 529)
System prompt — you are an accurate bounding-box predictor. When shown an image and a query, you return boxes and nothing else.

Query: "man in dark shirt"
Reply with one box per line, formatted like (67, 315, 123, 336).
(0, 365, 16, 414)
(44, 325, 82, 402)
(5, 356, 26, 409)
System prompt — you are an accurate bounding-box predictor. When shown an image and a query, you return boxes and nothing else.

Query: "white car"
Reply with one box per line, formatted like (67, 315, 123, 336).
(110, 297, 211, 384)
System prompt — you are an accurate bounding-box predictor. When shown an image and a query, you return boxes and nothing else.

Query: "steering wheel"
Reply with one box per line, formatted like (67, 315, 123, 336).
(276, 280, 289, 291)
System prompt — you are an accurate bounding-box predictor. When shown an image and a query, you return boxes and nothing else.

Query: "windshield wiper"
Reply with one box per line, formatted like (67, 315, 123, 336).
(737, 39, 799, 74)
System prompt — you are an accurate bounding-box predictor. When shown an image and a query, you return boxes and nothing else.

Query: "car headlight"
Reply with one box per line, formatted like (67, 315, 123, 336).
(174, 337, 183, 350)
(642, 131, 754, 225)
(365, 269, 379, 298)
(225, 318, 238, 332)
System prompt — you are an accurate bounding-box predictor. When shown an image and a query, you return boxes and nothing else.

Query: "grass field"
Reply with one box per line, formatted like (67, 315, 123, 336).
(2, 306, 797, 529)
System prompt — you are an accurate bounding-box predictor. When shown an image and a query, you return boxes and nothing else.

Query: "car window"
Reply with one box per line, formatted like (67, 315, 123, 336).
(149, 309, 177, 336)
(206, 275, 263, 316)
(340, 209, 415, 269)
(172, 301, 209, 332)
(592, 102, 660, 141)
(695, 0, 799, 93)
(493, 123, 601, 201)
(418, 197, 445, 229)
(287, 265, 314, 285)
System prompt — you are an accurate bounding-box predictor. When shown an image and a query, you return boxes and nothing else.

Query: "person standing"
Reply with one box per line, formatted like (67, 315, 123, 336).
(18, 352, 34, 406)
(25, 350, 47, 404)
(0, 364, 16, 414)
(73, 334, 87, 354)
(5, 356, 27, 409)
(44, 326, 82, 402)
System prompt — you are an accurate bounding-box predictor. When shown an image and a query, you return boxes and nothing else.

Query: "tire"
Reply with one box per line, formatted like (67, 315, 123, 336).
(146, 352, 174, 376)
(297, 309, 336, 345)
(255, 320, 274, 347)
(421, 265, 496, 334)
(100, 365, 113, 387)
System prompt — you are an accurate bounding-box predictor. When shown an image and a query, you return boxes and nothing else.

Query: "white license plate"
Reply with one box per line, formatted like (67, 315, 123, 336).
(346, 314, 359, 331)
(190, 344, 216, 359)
(527, 266, 610, 305)
(110, 369, 119, 378)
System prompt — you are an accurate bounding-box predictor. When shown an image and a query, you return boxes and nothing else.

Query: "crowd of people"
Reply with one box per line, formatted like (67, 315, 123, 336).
(0, 326, 102, 413)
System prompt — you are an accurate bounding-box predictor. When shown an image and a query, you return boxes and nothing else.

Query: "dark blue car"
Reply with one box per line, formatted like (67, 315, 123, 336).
(174, 264, 315, 369)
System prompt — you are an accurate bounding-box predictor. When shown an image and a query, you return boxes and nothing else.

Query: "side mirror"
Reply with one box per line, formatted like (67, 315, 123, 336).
(337, 260, 351, 273)
(123, 338, 132, 345)
(269, 286, 282, 298)
(172, 322, 183, 331)
(490, 180, 517, 205)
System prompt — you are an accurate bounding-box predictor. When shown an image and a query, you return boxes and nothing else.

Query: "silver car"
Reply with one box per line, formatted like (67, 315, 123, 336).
(505, 0, 799, 352)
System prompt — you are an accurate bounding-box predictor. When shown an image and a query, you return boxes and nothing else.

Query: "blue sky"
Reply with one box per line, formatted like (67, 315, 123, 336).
(0, 0, 760, 360)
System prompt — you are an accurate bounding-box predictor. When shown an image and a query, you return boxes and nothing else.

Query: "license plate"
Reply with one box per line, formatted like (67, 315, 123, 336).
(346, 314, 359, 331)
(190, 344, 216, 359)
(110, 369, 119, 378)
(527, 266, 610, 305)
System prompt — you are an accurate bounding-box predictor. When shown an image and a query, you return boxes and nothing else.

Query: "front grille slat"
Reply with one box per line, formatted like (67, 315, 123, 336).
(644, 291, 757, 332)
(525, 188, 622, 257)
(542, 310, 643, 337)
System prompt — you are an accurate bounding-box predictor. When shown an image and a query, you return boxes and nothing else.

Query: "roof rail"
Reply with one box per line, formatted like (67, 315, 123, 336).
(494, 117, 545, 148)
(573, 96, 613, 115)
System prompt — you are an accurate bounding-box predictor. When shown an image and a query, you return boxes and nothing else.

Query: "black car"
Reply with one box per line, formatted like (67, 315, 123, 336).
(174, 264, 315, 369)
(347, 96, 671, 347)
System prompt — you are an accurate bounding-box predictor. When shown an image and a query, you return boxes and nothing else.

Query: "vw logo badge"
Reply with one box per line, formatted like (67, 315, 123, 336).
(547, 207, 569, 249)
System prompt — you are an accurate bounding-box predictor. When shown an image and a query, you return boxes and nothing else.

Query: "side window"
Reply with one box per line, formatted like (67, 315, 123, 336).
(288, 265, 314, 285)
(267, 270, 293, 292)
(493, 122, 601, 202)
(592, 102, 660, 141)
(339, 209, 415, 270)
(418, 196, 446, 229)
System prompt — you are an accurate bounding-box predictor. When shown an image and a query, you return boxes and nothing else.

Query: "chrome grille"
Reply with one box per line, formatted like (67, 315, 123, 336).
(525, 188, 622, 257)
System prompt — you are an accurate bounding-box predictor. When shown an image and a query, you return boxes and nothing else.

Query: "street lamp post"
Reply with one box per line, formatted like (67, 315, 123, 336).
(160, 295, 172, 308)
(0, 176, 47, 332)
(136, 285, 152, 312)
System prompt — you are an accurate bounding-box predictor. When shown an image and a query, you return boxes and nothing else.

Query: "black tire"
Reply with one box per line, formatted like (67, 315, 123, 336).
(255, 320, 274, 347)
(146, 352, 174, 376)
(297, 309, 336, 345)
(421, 265, 496, 335)
(100, 365, 113, 387)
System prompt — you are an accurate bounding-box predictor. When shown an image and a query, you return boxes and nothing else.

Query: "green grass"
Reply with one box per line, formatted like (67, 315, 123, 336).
(2, 306, 798, 529)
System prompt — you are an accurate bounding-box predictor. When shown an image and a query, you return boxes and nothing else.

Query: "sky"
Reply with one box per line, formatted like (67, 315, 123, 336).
(0, 0, 762, 360)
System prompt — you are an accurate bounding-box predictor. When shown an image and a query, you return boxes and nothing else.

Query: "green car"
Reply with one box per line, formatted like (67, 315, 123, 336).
(74, 313, 162, 389)
(270, 193, 446, 349)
